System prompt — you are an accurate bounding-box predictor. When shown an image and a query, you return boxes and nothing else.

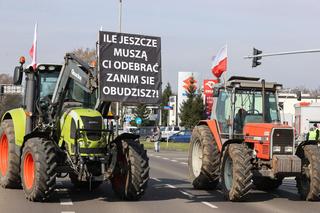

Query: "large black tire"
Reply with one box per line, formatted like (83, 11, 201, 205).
(0, 120, 21, 188)
(253, 177, 283, 191)
(111, 139, 149, 200)
(69, 172, 102, 190)
(296, 145, 320, 201)
(221, 143, 253, 201)
(188, 125, 220, 190)
(20, 138, 57, 201)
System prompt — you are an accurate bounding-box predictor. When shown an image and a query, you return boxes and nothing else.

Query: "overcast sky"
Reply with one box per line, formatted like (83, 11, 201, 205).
(1, 0, 320, 91)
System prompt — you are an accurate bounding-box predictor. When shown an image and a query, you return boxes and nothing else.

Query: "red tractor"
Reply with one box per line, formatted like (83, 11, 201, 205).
(188, 76, 320, 201)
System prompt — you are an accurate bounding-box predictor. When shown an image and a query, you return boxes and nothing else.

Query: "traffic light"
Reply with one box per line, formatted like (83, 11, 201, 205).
(252, 48, 263, 67)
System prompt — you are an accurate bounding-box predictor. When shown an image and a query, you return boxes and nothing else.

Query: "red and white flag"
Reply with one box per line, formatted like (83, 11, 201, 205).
(29, 23, 37, 70)
(211, 45, 227, 78)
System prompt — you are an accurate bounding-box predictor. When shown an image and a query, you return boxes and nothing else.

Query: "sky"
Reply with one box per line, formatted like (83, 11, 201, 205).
(1, 0, 320, 92)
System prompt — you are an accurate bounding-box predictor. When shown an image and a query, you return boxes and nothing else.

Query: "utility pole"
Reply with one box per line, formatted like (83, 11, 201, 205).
(115, 0, 123, 136)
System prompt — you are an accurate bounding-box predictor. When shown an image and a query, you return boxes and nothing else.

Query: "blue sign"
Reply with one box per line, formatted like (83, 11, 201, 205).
(125, 116, 132, 122)
(135, 117, 142, 125)
(164, 106, 173, 110)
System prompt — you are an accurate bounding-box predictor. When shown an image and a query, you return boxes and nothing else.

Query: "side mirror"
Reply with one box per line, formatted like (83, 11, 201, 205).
(296, 91, 302, 101)
(13, 66, 23, 85)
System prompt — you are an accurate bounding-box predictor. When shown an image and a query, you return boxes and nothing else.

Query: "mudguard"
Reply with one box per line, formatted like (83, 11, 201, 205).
(197, 120, 223, 152)
(1, 108, 26, 147)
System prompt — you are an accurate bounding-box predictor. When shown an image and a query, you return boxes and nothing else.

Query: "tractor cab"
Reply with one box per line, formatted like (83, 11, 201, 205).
(37, 64, 62, 100)
(211, 76, 282, 139)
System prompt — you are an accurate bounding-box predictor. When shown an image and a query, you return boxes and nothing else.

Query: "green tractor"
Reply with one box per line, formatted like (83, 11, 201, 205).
(0, 54, 149, 201)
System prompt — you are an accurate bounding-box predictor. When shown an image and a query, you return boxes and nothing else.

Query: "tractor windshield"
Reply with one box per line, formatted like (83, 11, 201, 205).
(65, 78, 97, 108)
(233, 89, 280, 133)
(39, 72, 60, 99)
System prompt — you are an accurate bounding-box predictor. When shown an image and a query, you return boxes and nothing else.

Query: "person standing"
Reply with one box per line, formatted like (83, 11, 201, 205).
(153, 126, 161, 152)
(306, 123, 320, 142)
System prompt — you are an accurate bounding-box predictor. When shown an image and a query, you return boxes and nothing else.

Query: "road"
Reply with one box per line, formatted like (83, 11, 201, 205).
(0, 150, 319, 213)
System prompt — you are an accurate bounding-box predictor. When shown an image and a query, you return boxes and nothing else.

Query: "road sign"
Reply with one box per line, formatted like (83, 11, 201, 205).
(135, 117, 142, 125)
(164, 106, 173, 110)
(99, 31, 162, 104)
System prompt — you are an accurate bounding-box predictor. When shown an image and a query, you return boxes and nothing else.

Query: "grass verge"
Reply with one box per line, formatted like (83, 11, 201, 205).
(141, 141, 189, 152)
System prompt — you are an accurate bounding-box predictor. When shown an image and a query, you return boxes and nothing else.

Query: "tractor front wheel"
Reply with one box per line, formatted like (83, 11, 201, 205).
(21, 138, 57, 201)
(296, 145, 320, 201)
(0, 120, 21, 188)
(221, 143, 253, 201)
(111, 139, 149, 200)
(188, 125, 220, 190)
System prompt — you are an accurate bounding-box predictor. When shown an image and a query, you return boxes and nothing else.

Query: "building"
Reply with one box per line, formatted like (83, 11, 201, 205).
(278, 92, 319, 126)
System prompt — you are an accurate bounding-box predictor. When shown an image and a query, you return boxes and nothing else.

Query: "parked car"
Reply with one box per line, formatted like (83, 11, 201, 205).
(168, 130, 192, 143)
(161, 126, 181, 141)
(139, 126, 156, 141)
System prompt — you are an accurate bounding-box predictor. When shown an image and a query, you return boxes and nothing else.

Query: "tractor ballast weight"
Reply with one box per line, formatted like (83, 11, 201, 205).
(188, 76, 320, 201)
(0, 54, 149, 201)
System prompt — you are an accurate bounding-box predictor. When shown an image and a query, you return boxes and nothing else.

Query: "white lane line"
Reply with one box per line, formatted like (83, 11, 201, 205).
(180, 190, 194, 198)
(61, 212, 75, 213)
(166, 184, 177, 189)
(155, 155, 161, 158)
(201, 201, 218, 209)
(60, 198, 73, 206)
(180, 162, 188, 165)
(162, 157, 169, 160)
(151, 177, 161, 182)
(170, 159, 178, 162)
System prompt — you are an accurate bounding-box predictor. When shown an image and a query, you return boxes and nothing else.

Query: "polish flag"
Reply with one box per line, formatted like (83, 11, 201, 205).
(29, 23, 37, 70)
(211, 45, 227, 78)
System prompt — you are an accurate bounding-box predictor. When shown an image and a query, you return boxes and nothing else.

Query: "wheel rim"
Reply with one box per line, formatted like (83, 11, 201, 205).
(23, 152, 35, 189)
(224, 156, 233, 191)
(192, 140, 203, 177)
(0, 133, 9, 176)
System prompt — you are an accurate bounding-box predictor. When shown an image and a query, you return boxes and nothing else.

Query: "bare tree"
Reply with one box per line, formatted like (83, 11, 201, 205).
(72, 48, 96, 64)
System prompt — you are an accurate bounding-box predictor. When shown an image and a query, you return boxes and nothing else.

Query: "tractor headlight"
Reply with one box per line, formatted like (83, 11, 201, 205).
(284, 146, 293, 153)
(273, 146, 281, 153)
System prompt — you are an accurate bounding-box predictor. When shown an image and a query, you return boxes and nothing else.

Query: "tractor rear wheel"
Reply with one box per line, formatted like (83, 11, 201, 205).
(221, 143, 253, 201)
(21, 138, 57, 201)
(296, 145, 320, 201)
(253, 177, 283, 191)
(111, 139, 149, 200)
(0, 120, 21, 188)
(188, 125, 220, 190)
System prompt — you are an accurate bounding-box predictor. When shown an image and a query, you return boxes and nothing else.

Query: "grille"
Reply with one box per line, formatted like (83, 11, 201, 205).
(80, 116, 102, 141)
(272, 128, 294, 155)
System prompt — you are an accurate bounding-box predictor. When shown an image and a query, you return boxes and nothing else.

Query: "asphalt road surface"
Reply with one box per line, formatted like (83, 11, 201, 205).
(1, 150, 320, 213)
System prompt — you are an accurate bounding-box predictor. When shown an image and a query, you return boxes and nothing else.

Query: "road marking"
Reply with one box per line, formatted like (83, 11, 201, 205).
(60, 198, 73, 206)
(170, 159, 178, 162)
(155, 155, 161, 158)
(61, 212, 75, 213)
(162, 157, 169, 160)
(175, 158, 188, 160)
(180, 162, 188, 165)
(180, 190, 194, 198)
(151, 177, 161, 182)
(201, 201, 218, 209)
(166, 184, 177, 189)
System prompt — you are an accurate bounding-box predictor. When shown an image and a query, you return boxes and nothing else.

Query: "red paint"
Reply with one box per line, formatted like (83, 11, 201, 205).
(0, 133, 8, 176)
(23, 152, 35, 189)
(203, 120, 222, 152)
